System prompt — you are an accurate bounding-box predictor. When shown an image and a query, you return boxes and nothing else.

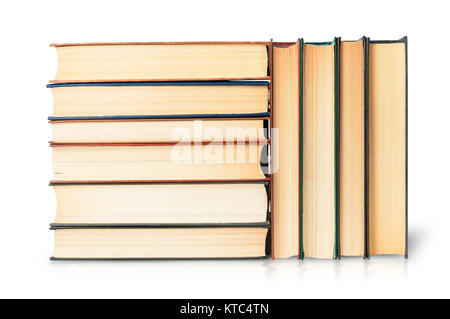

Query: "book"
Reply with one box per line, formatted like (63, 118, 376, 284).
(51, 182, 269, 224)
(339, 37, 369, 257)
(368, 37, 407, 257)
(50, 118, 268, 143)
(272, 40, 301, 259)
(301, 39, 338, 259)
(48, 81, 269, 118)
(50, 42, 269, 82)
(51, 143, 268, 181)
(51, 225, 270, 259)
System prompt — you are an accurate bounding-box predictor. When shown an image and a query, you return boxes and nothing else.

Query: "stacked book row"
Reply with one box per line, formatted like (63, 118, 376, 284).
(48, 37, 407, 260)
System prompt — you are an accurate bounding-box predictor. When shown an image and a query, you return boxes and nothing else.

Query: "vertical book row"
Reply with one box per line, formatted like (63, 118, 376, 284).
(272, 37, 407, 259)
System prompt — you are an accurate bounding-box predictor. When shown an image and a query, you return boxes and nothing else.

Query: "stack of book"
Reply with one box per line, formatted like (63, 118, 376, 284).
(48, 42, 272, 259)
(48, 37, 407, 260)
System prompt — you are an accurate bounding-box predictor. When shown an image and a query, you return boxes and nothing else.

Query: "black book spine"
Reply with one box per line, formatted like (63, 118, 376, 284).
(363, 36, 370, 259)
(335, 37, 341, 260)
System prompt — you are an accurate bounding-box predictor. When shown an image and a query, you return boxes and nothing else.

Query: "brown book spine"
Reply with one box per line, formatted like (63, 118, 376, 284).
(50, 41, 270, 47)
(49, 141, 270, 147)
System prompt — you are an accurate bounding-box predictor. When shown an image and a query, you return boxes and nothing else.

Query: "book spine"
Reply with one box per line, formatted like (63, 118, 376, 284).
(363, 36, 370, 259)
(298, 38, 304, 260)
(49, 77, 271, 84)
(50, 179, 271, 186)
(51, 256, 271, 261)
(48, 112, 271, 121)
(50, 222, 271, 230)
(269, 39, 274, 260)
(50, 41, 271, 47)
(334, 37, 341, 260)
(47, 80, 270, 88)
(404, 36, 408, 259)
(50, 141, 270, 147)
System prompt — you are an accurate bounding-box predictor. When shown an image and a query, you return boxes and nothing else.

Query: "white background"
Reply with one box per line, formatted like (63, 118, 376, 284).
(0, 0, 448, 298)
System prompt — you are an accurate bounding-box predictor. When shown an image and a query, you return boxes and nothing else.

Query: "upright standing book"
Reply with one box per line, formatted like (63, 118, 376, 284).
(339, 37, 369, 258)
(368, 37, 408, 257)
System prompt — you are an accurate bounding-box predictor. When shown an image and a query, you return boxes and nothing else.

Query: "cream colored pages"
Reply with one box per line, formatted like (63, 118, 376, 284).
(52, 144, 266, 181)
(51, 85, 268, 116)
(54, 228, 268, 258)
(51, 119, 266, 143)
(303, 43, 336, 259)
(339, 40, 365, 256)
(273, 42, 300, 258)
(54, 44, 268, 81)
(369, 43, 406, 256)
(54, 184, 268, 224)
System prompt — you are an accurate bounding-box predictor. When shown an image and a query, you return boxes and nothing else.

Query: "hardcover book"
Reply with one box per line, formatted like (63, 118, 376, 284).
(368, 37, 407, 257)
(339, 37, 369, 257)
(51, 42, 269, 82)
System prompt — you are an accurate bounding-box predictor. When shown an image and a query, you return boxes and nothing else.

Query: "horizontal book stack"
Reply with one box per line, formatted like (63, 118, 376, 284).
(49, 37, 407, 260)
(49, 43, 272, 259)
